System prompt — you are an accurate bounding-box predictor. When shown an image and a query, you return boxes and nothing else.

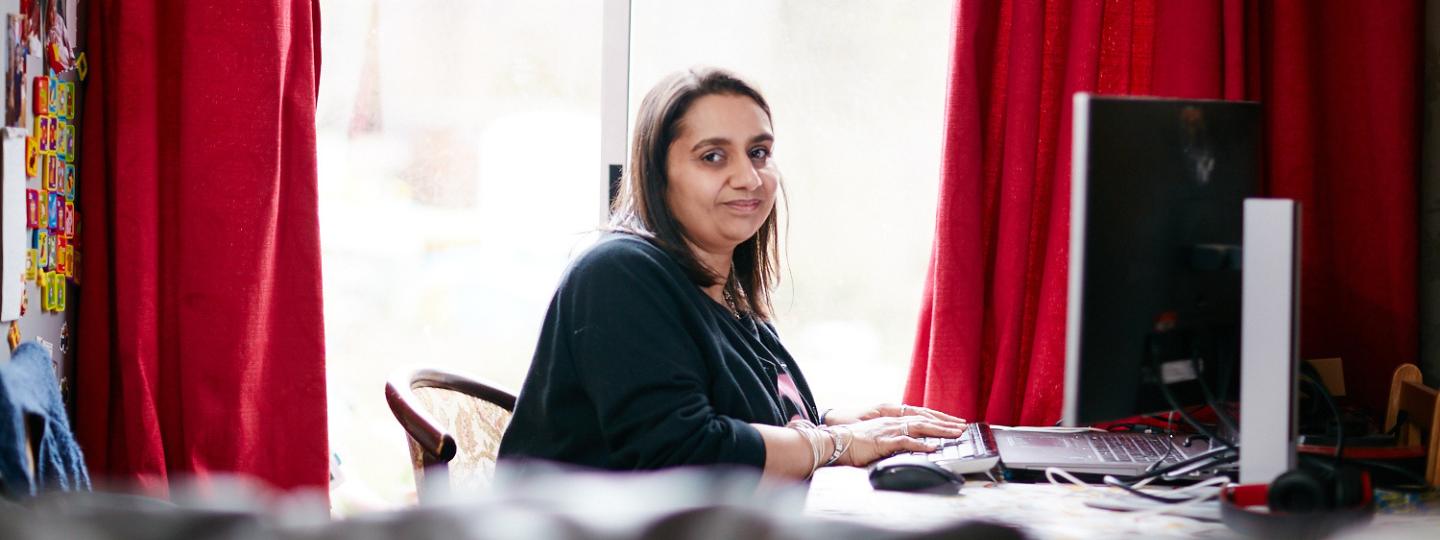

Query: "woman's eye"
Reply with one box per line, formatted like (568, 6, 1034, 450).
(701, 151, 724, 163)
(749, 147, 771, 160)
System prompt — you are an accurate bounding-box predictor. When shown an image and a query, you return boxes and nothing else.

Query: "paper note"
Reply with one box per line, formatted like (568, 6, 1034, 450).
(2, 129, 24, 320)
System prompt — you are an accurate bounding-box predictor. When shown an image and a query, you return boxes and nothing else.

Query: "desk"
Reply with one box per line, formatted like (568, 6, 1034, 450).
(803, 466, 1440, 539)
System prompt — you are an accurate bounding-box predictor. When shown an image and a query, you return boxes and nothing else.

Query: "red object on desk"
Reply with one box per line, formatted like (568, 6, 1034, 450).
(1297, 444, 1427, 460)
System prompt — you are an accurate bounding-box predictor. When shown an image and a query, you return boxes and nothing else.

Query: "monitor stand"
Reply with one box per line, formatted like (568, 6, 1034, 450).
(1238, 198, 1301, 484)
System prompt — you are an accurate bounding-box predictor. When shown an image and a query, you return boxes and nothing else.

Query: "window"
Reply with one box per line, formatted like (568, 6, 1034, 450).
(318, 0, 947, 509)
(317, 0, 603, 509)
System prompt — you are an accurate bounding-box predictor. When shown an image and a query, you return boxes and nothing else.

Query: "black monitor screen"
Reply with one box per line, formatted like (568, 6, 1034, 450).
(1063, 95, 1260, 427)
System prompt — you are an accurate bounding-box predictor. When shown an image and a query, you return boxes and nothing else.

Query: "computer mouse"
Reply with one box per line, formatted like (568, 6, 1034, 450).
(869, 458, 965, 494)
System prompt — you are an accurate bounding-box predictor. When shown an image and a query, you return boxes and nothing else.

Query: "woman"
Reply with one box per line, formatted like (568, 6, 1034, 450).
(498, 67, 966, 479)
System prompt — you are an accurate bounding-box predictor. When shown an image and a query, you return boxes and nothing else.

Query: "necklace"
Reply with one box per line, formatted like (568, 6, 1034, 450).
(721, 287, 742, 319)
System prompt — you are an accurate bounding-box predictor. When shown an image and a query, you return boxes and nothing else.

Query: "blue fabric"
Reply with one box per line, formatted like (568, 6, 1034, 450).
(0, 342, 89, 497)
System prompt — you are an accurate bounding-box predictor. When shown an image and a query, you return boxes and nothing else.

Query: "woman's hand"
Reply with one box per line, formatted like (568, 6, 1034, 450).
(834, 414, 968, 467)
(824, 403, 966, 427)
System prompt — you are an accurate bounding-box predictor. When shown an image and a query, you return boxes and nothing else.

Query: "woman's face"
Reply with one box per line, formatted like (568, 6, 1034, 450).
(665, 93, 778, 259)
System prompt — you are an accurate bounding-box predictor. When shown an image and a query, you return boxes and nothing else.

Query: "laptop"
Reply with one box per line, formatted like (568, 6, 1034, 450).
(992, 427, 1215, 477)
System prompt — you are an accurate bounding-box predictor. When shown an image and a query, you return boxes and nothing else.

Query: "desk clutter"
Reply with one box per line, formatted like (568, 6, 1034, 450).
(810, 466, 1440, 540)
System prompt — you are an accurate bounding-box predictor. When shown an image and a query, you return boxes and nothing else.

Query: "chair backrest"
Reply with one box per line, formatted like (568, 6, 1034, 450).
(1384, 363, 1440, 486)
(385, 368, 517, 501)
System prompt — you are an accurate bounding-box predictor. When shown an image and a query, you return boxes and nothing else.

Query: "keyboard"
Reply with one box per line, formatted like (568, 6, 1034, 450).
(1086, 432, 1185, 465)
(871, 422, 1002, 475)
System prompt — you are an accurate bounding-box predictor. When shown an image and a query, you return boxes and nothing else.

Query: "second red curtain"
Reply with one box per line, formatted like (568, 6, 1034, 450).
(909, 0, 1418, 425)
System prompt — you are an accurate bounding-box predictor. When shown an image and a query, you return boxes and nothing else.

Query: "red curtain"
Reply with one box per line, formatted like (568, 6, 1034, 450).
(908, 0, 1418, 425)
(1260, 1, 1419, 422)
(73, 0, 329, 496)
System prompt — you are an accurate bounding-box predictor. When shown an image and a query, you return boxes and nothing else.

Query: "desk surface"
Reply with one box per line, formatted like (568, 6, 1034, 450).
(803, 466, 1440, 539)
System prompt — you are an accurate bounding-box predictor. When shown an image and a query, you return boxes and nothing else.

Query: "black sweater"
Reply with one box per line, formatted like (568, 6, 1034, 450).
(498, 233, 819, 470)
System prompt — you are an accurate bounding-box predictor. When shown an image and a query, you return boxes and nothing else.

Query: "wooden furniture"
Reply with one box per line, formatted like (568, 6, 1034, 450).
(385, 368, 517, 502)
(1384, 364, 1440, 486)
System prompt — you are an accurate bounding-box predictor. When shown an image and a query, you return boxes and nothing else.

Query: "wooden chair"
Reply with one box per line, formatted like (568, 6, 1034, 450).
(385, 368, 517, 502)
(1384, 364, 1440, 486)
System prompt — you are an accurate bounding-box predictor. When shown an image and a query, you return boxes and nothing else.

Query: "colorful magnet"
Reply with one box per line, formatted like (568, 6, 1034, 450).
(43, 233, 53, 271)
(54, 82, 67, 119)
(47, 43, 64, 73)
(63, 202, 73, 238)
(46, 230, 56, 270)
(7, 322, 18, 351)
(76, 53, 87, 81)
(46, 76, 56, 115)
(55, 237, 66, 275)
(34, 187, 46, 231)
(25, 189, 37, 227)
(32, 76, 46, 116)
(46, 193, 59, 230)
(24, 135, 36, 177)
(40, 154, 50, 190)
(64, 82, 75, 118)
(54, 273, 64, 311)
(64, 164, 75, 198)
(35, 116, 47, 154)
(19, 289, 27, 317)
(57, 121, 68, 161)
(64, 123, 74, 160)
(35, 232, 46, 270)
(24, 249, 35, 282)
(49, 156, 60, 192)
(29, 228, 38, 250)
(53, 121, 64, 161)
(62, 245, 72, 278)
(44, 116, 56, 154)
(40, 271, 51, 310)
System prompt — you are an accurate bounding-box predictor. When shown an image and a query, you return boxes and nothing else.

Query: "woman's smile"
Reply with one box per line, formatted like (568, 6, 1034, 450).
(722, 198, 763, 213)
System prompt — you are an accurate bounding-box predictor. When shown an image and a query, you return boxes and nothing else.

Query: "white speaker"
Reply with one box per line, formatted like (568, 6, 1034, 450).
(1239, 198, 1301, 484)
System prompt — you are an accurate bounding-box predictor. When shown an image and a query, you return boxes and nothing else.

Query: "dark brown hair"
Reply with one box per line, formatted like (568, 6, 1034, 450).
(609, 67, 780, 320)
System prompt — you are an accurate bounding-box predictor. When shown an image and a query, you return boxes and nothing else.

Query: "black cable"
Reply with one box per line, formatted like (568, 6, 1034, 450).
(1145, 440, 1178, 474)
(1128, 444, 1236, 484)
(1298, 375, 1344, 469)
(1155, 364, 1237, 452)
(1159, 449, 1238, 480)
(1187, 335, 1239, 438)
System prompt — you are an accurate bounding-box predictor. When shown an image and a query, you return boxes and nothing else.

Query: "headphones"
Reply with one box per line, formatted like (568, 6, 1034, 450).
(1220, 465, 1373, 539)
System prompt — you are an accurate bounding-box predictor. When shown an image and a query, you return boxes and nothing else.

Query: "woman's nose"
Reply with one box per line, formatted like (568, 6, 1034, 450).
(732, 163, 764, 190)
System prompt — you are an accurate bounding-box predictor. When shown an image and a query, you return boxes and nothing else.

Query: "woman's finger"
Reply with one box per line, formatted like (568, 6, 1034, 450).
(905, 414, 967, 432)
(887, 435, 934, 454)
(916, 407, 967, 424)
(903, 420, 967, 439)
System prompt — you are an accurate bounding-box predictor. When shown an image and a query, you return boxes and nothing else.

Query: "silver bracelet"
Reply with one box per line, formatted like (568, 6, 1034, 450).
(821, 426, 851, 466)
(788, 420, 822, 477)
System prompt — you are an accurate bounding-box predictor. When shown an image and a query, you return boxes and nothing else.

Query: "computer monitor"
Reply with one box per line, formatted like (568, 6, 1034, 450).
(1063, 94, 1261, 427)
